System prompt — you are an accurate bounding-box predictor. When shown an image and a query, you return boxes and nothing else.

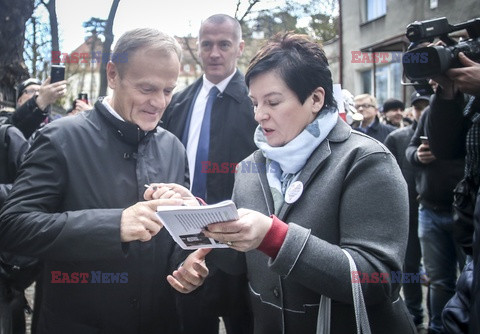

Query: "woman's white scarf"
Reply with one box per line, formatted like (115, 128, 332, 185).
(254, 106, 338, 214)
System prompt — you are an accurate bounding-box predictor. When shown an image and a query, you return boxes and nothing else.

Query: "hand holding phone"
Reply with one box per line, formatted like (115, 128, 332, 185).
(36, 66, 66, 109)
(50, 65, 65, 83)
(78, 92, 88, 103)
(420, 136, 429, 145)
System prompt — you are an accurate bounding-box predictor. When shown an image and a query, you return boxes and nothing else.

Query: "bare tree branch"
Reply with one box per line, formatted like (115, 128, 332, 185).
(182, 36, 202, 70)
(238, 0, 261, 24)
(234, 0, 242, 19)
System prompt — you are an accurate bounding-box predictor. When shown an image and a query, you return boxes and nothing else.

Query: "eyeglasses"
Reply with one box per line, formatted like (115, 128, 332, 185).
(354, 104, 375, 109)
(22, 88, 39, 96)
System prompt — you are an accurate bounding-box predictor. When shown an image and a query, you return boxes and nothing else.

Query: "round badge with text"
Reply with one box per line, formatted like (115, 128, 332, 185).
(285, 181, 304, 204)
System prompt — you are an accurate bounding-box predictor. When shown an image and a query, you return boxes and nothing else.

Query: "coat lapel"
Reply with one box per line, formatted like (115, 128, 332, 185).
(276, 118, 350, 220)
(168, 79, 203, 138)
(276, 140, 331, 220)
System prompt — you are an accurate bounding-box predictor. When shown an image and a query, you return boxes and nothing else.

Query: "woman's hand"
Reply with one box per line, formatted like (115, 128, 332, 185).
(143, 183, 199, 206)
(202, 208, 273, 252)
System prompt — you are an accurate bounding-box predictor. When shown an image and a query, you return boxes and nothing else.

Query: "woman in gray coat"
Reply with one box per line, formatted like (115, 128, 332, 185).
(203, 33, 416, 333)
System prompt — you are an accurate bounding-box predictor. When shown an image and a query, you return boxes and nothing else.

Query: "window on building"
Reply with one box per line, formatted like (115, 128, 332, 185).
(360, 62, 402, 107)
(361, 70, 372, 95)
(366, 0, 386, 21)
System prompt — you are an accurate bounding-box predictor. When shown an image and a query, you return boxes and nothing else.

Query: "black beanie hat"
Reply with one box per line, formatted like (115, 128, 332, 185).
(382, 98, 405, 113)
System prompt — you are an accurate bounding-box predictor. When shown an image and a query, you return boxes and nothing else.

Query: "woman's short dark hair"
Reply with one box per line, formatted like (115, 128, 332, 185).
(245, 32, 336, 110)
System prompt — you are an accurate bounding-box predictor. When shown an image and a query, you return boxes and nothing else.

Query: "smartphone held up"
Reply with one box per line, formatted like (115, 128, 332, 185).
(78, 92, 88, 104)
(50, 65, 65, 83)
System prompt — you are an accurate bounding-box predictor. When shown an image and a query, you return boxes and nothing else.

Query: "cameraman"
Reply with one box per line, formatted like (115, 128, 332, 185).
(426, 52, 480, 333)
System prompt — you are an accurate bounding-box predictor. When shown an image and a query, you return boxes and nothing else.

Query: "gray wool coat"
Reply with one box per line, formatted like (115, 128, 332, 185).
(212, 117, 416, 334)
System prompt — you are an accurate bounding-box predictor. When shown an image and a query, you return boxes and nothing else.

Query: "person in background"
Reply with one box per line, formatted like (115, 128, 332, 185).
(354, 93, 396, 142)
(403, 107, 415, 126)
(203, 32, 415, 334)
(0, 123, 31, 334)
(0, 28, 208, 334)
(384, 90, 431, 333)
(162, 14, 256, 334)
(10, 77, 67, 139)
(425, 52, 480, 333)
(406, 96, 466, 334)
(66, 98, 93, 116)
(382, 98, 405, 128)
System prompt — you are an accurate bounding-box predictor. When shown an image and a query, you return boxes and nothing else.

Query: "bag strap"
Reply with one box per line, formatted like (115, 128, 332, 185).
(342, 249, 371, 334)
(316, 295, 331, 333)
(316, 249, 372, 334)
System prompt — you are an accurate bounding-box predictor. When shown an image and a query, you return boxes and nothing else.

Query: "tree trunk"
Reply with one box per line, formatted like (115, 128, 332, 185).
(99, 0, 120, 97)
(0, 0, 35, 106)
(31, 17, 38, 77)
(44, 0, 59, 55)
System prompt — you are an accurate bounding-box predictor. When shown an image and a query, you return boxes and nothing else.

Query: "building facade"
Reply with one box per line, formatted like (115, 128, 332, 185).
(336, 0, 479, 105)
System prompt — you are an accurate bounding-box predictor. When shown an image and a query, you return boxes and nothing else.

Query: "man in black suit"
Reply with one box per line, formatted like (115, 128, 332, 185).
(162, 13, 256, 334)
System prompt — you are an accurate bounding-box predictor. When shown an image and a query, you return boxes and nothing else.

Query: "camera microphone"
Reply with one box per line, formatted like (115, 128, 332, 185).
(217, 93, 223, 99)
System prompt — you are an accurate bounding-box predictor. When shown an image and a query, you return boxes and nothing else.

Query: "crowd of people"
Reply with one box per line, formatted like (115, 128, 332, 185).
(0, 12, 479, 334)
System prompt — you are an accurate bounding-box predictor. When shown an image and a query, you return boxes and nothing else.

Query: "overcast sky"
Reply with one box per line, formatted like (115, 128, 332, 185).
(49, 0, 303, 53)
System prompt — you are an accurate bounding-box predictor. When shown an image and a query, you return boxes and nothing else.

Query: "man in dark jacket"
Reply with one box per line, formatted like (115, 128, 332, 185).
(162, 14, 256, 334)
(0, 28, 208, 334)
(406, 105, 466, 334)
(0, 125, 29, 206)
(426, 52, 480, 333)
(0, 124, 31, 334)
(353, 93, 396, 142)
(384, 91, 430, 331)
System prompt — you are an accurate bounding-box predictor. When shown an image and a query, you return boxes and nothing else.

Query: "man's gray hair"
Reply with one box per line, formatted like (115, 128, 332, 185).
(200, 14, 242, 41)
(354, 93, 378, 109)
(112, 28, 182, 76)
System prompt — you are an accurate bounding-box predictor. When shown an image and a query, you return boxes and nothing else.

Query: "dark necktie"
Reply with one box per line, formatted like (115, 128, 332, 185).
(192, 86, 219, 199)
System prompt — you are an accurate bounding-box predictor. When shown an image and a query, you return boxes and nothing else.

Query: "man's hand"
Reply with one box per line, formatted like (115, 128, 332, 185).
(203, 208, 273, 252)
(446, 52, 480, 97)
(144, 183, 199, 206)
(36, 77, 67, 110)
(120, 198, 183, 242)
(167, 248, 211, 293)
(417, 143, 436, 164)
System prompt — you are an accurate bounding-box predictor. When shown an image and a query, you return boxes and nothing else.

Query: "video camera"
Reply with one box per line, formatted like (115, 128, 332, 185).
(402, 17, 480, 81)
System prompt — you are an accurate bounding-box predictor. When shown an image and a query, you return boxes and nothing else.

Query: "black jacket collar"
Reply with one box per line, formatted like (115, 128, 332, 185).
(95, 98, 156, 146)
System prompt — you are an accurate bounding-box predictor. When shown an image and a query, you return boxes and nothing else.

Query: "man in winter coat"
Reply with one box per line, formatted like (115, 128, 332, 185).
(162, 14, 255, 334)
(0, 28, 208, 334)
(353, 93, 396, 142)
(426, 52, 480, 333)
